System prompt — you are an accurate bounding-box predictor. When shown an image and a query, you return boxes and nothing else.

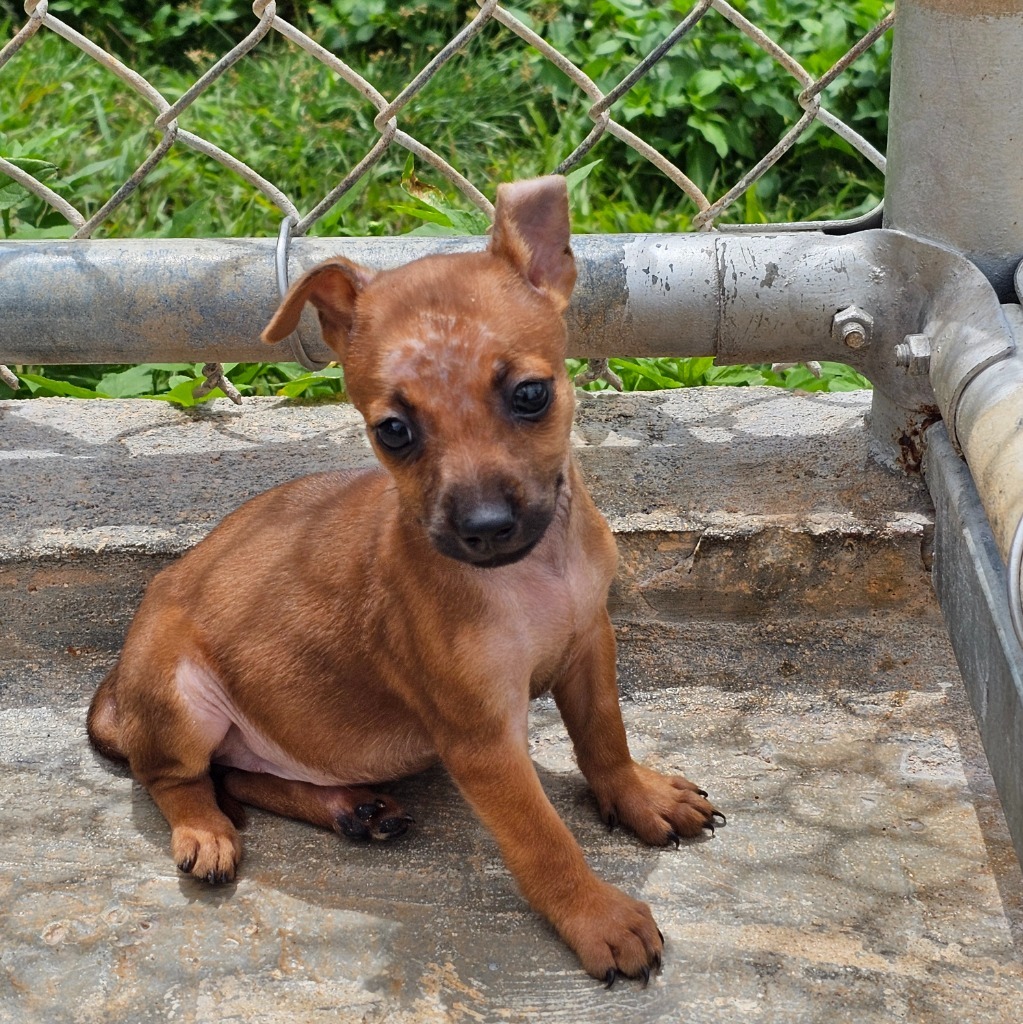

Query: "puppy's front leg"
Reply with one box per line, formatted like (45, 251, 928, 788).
(441, 734, 662, 984)
(553, 609, 722, 845)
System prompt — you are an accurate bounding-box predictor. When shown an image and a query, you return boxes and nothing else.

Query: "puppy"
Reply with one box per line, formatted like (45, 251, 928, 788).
(87, 175, 722, 985)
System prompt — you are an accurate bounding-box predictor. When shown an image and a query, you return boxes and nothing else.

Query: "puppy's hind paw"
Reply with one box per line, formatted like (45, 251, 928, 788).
(334, 795, 415, 842)
(171, 822, 242, 883)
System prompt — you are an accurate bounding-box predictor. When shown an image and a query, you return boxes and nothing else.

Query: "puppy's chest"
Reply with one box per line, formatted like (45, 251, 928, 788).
(487, 555, 609, 682)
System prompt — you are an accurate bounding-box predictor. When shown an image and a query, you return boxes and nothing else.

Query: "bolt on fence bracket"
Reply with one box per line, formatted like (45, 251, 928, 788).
(831, 304, 873, 350)
(894, 334, 930, 375)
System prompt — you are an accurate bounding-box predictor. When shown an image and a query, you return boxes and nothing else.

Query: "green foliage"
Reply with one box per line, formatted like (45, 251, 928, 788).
(0, 0, 889, 237)
(568, 359, 871, 394)
(510, 0, 889, 226)
(0, 0, 887, 400)
(2, 362, 348, 404)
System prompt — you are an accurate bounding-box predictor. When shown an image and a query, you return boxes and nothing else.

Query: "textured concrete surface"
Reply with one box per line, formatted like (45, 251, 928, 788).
(0, 389, 930, 558)
(2, 678, 1022, 1023)
(1, 389, 1022, 1022)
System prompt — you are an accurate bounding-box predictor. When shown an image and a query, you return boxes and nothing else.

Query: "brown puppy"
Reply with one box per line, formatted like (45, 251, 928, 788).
(87, 176, 722, 985)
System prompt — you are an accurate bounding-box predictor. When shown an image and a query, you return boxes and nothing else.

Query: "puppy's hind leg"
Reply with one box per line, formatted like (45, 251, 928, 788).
(115, 640, 243, 883)
(87, 665, 127, 763)
(220, 770, 415, 841)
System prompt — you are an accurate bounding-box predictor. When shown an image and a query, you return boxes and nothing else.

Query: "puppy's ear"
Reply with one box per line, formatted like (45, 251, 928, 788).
(489, 175, 576, 312)
(261, 258, 376, 360)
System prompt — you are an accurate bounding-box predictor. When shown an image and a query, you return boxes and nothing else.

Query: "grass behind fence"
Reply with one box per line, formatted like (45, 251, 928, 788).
(0, 0, 886, 401)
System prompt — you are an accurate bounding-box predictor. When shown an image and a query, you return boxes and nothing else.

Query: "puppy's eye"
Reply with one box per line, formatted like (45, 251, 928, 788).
(510, 379, 552, 420)
(375, 417, 414, 452)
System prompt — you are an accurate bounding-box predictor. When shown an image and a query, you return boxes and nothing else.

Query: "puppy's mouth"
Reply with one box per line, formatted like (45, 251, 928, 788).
(430, 476, 564, 568)
(452, 530, 545, 568)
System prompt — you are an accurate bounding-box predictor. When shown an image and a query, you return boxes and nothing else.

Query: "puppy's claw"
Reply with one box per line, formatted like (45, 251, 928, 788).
(711, 810, 727, 826)
(377, 814, 415, 837)
(639, 966, 651, 988)
(335, 812, 369, 840)
(696, 788, 709, 798)
(604, 809, 619, 832)
(666, 829, 681, 849)
(194, 868, 234, 885)
(604, 968, 618, 990)
(336, 805, 414, 841)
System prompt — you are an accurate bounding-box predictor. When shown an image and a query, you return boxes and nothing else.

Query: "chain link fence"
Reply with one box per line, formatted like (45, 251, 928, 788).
(0, 0, 894, 387)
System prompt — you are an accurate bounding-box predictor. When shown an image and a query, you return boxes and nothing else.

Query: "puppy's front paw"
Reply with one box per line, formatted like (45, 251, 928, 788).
(597, 763, 724, 846)
(172, 822, 242, 883)
(557, 881, 663, 985)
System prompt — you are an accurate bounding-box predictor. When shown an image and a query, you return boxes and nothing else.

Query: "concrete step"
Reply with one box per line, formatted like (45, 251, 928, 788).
(1, 389, 1021, 1022)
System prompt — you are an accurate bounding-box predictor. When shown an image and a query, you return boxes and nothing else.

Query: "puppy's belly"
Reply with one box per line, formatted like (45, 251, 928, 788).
(213, 722, 348, 785)
(175, 659, 435, 786)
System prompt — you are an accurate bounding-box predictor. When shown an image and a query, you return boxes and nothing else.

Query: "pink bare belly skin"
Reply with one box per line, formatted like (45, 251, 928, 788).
(176, 659, 438, 787)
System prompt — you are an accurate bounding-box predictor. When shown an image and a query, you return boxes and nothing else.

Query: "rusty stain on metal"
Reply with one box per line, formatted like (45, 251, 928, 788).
(896, 407, 942, 474)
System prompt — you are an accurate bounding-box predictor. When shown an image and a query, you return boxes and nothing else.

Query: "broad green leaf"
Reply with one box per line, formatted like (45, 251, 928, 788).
(5, 223, 77, 239)
(689, 69, 725, 99)
(390, 201, 453, 228)
(18, 373, 107, 399)
(689, 116, 729, 159)
(565, 160, 601, 193)
(98, 364, 157, 398)
(145, 377, 212, 407)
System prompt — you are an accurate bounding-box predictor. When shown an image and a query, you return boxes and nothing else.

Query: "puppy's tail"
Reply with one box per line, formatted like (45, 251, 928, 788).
(86, 666, 127, 763)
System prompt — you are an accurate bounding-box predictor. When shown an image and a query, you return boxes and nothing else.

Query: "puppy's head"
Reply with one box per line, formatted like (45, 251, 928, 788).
(263, 176, 578, 568)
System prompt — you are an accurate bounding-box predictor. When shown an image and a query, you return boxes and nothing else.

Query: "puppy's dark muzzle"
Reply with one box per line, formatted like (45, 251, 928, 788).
(434, 494, 551, 568)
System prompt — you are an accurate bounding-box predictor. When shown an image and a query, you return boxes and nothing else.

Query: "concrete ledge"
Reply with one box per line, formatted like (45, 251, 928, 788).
(1, 389, 930, 557)
(1, 389, 935, 639)
(2, 388, 942, 697)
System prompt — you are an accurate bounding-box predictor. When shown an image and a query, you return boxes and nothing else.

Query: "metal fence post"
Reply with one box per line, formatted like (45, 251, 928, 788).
(868, 0, 1023, 473)
(884, 0, 1023, 300)
(885, 0, 1023, 863)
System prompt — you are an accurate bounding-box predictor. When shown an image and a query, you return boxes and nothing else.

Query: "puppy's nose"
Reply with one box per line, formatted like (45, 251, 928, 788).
(455, 499, 517, 548)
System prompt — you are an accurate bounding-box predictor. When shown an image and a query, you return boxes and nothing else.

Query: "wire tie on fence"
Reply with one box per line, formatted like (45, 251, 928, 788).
(193, 363, 242, 405)
(576, 359, 624, 392)
(275, 213, 295, 298)
(0, 365, 19, 391)
(275, 215, 330, 371)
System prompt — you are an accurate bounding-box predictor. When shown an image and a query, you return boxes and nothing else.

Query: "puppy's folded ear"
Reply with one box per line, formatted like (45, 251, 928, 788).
(489, 175, 577, 312)
(261, 258, 376, 360)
